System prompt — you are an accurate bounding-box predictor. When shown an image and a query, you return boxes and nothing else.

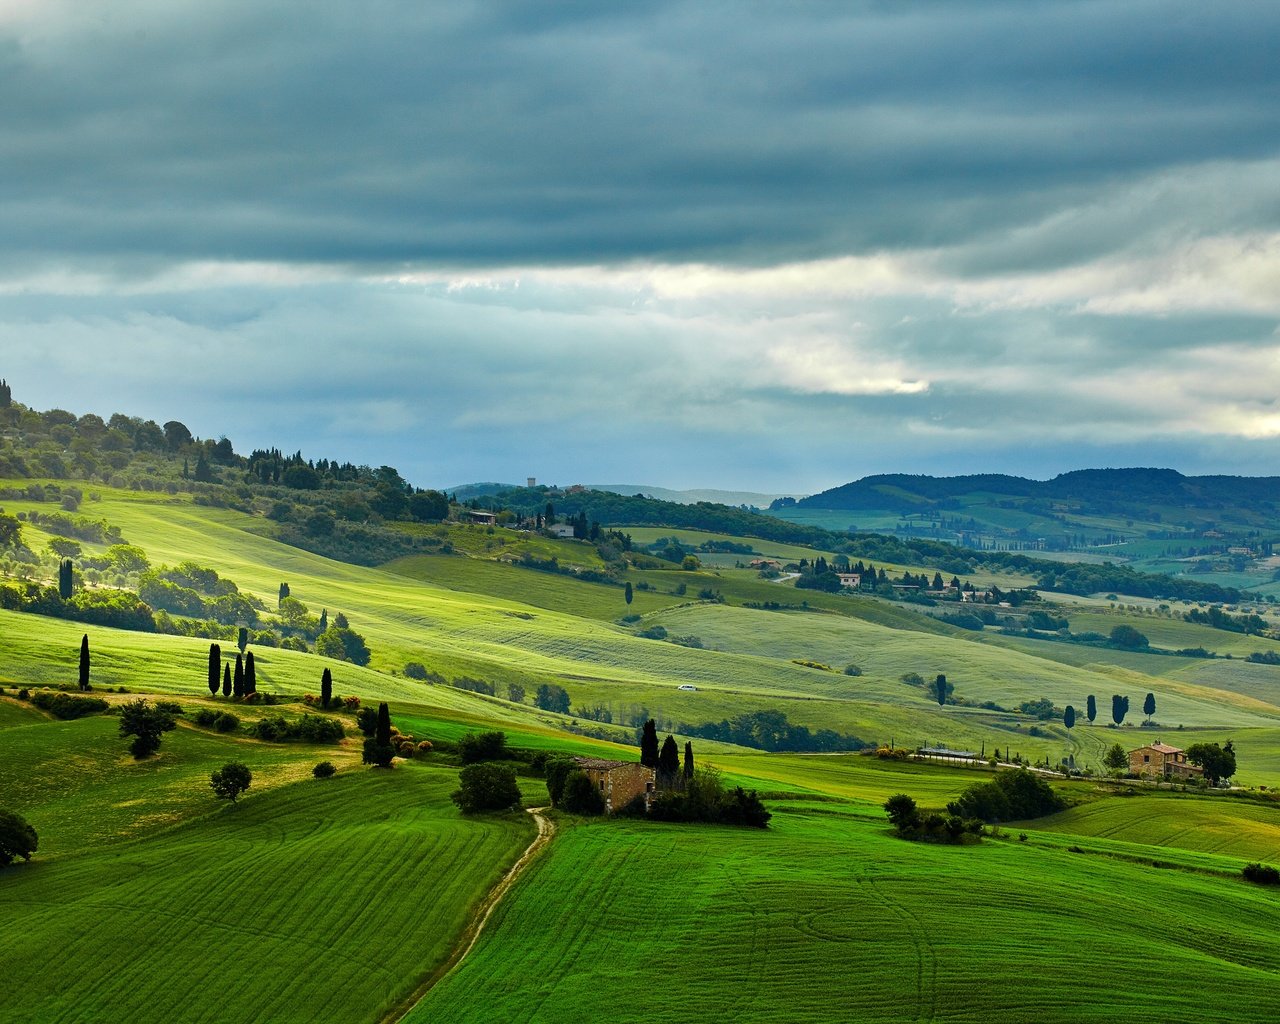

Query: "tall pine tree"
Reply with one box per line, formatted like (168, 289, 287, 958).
(658, 735, 679, 788)
(207, 643, 221, 696)
(639, 719, 659, 769)
(683, 740, 694, 781)
(78, 634, 90, 692)
(222, 663, 232, 698)
(244, 652, 257, 695)
(320, 667, 333, 709)
(233, 653, 244, 698)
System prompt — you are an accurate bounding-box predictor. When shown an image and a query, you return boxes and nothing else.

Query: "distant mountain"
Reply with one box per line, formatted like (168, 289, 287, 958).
(588, 483, 800, 508)
(793, 468, 1280, 514)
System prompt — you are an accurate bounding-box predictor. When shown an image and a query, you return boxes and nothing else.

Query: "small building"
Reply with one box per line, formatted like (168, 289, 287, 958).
(467, 510, 497, 525)
(749, 558, 783, 570)
(836, 572, 861, 588)
(527, 477, 537, 488)
(572, 757, 656, 813)
(1129, 741, 1203, 780)
(548, 523, 576, 539)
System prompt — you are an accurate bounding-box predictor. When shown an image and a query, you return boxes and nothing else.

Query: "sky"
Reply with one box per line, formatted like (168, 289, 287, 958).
(2, 1, 1279, 494)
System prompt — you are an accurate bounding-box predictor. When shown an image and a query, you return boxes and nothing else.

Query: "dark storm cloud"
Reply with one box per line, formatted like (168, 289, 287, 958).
(3, 1, 1278, 271)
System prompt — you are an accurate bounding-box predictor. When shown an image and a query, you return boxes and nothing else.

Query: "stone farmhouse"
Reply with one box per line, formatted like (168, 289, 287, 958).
(572, 756, 656, 813)
(1128, 741, 1203, 780)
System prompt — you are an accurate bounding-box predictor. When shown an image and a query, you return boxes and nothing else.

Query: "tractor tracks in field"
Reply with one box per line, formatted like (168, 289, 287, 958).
(378, 806, 555, 1024)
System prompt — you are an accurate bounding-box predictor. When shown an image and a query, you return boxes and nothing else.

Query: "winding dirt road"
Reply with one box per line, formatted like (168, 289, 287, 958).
(378, 806, 555, 1024)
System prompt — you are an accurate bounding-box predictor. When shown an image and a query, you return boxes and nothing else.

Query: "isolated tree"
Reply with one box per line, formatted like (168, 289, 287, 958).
(933, 674, 948, 708)
(1143, 692, 1156, 721)
(452, 763, 522, 813)
(624, 581, 634, 606)
(244, 651, 257, 695)
(320, 667, 333, 709)
(222, 663, 231, 697)
(210, 762, 252, 803)
(884, 794, 920, 834)
(684, 740, 694, 781)
(278, 582, 290, 607)
(1186, 742, 1237, 784)
(1064, 705, 1075, 732)
(233, 653, 244, 698)
(0, 809, 38, 867)
(658, 735, 680, 788)
(363, 702, 396, 768)
(534, 683, 571, 714)
(78, 634, 90, 692)
(237, 626, 249, 653)
(1111, 694, 1129, 727)
(118, 699, 177, 758)
(640, 719, 659, 769)
(508, 683, 525, 704)
(1086, 694, 1097, 724)
(1109, 625, 1148, 649)
(207, 643, 221, 697)
(58, 558, 74, 600)
(1103, 743, 1128, 772)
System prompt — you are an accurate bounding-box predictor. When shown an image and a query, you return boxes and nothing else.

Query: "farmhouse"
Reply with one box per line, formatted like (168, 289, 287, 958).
(836, 572, 861, 588)
(467, 510, 497, 525)
(750, 558, 783, 570)
(1128, 741, 1203, 780)
(548, 523, 576, 539)
(572, 756, 655, 813)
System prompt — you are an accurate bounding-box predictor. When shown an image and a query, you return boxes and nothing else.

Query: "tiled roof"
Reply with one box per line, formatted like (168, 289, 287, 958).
(572, 756, 634, 770)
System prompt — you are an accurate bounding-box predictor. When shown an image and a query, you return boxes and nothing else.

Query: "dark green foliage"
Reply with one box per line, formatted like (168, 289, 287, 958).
(647, 769, 770, 828)
(1242, 863, 1280, 885)
(76, 633, 90, 691)
(210, 762, 252, 803)
(233, 653, 244, 698)
(237, 626, 248, 653)
(678, 710, 864, 753)
(624, 581, 633, 605)
(409, 489, 449, 522)
(361, 737, 396, 767)
(1111, 694, 1129, 726)
(933, 673, 948, 708)
(278, 582, 289, 606)
(1103, 743, 1128, 771)
(639, 719, 659, 768)
(683, 741, 694, 781)
(320, 667, 332, 708)
(355, 707, 378, 736)
(1086, 694, 1097, 723)
(1186, 742, 1237, 784)
(458, 731, 508, 764)
(561, 771, 606, 815)
(29, 690, 108, 719)
(658, 734, 680, 787)
(508, 683, 525, 703)
(1064, 705, 1076, 731)
(947, 768, 1065, 823)
(221, 663, 231, 697)
(315, 625, 371, 666)
(0, 809, 38, 867)
(403, 662, 428, 680)
(244, 651, 257, 695)
(214, 711, 239, 733)
(534, 683, 571, 714)
(117, 698, 177, 758)
(193, 453, 214, 483)
(544, 757, 578, 806)
(1109, 625, 1149, 649)
(59, 558, 74, 600)
(1019, 697, 1056, 720)
(375, 702, 391, 745)
(318, 608, 328, 633)
(313, 761, 337, 779)
(207, 642, 221, 696)
(1186, 605, 1269, 635)
(1143, 692, 1156, 719)
(451, 763, 522, 813)
(252, 714, 344, 743)
(884, 794, 919, 833)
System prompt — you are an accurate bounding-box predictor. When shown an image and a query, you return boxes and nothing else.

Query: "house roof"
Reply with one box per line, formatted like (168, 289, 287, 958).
(572, 756, 636, 771)
(1133, 742, 1183, 754)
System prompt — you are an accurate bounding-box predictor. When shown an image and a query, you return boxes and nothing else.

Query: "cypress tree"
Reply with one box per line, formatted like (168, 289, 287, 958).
(1064, 705, 1076, 732)
(59, 558, 74, 600)
(244, 651, 257, 695)
(318, 608, 328, 633)
(207, 643, 221, 696)
(1086, 694, 1097, 723)
(78, 634, 90, 692)
(640, 719, 659, 769)
(683, 740, 694, 781)
(278, 582, 289, 607)
(321, 667, 333, 709)
(658, 735, 679, 789)
(624, 581, 633, 605)
(1143, 692, 1156, 720)
(934, 674, 948, 708)
(222, 663, 231, 698)
(237, 626, 248, 653)
(375, 702, 392, 746)
(233, 653, 244, 698)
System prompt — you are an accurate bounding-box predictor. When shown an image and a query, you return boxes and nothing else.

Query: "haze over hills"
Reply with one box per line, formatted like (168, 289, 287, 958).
(448, 481, 800, 508)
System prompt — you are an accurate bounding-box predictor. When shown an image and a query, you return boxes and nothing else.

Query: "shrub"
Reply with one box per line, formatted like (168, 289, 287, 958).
(451, 763, 522, 813)
(194, 708, 218, 727)
(948, 768, 1066, 823)
(30, 691, 109, 720)
(416, 740, 433, 755)
(313, 761, 337, 779)
(843, 664, 863, 676)
(403, 662, 428, 680)
(1243, 862, 1280, 885)
(362, 737, 396, 768)
(458, 730, 508, 764)
(342, 695, 361, 710)
(153, 700, 185, 717)
(209, 762, 252, 803)
(560, 771, 606, 815)
(214, 712, 239, 733)
(355, 707, 378, 736)
(0, 809, 39, 867)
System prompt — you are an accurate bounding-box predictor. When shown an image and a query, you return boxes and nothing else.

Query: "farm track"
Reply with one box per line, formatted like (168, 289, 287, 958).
(378, 806, 555, 1024)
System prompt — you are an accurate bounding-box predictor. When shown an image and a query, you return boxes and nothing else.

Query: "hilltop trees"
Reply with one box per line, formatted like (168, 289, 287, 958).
(0, 809, 38, 867)
(207, 643, 221, 696)
(118, 699, 177, 758)
(78, 634, 90, 691)
(210, 762, 252, 803)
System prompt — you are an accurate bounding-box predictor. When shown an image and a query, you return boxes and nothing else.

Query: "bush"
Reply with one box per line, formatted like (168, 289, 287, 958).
(342, 695, 361, 710)
(214, 712, 239, 733)
(416, 740, 433, 755)
(458, 730, 508, 764)
(1243, 862, 1280, 885)
(355, 707, 378, 736)
(30, 690, 108, 720)
(210, 762, 252, 803)
(153, 700, 185, 717)
(362, 737, 396, 768)
(451, 763, 522, 813)
(843, 664, 863, 676)
(560, 770, 606, 815)
(948, 768, 1066, 823)
(253, 714, 343, 743)
(313, 761, 337, 779)
(194, 708, 218, 727)
(403, 661, 429, 680)
(0, 809, 38, 867)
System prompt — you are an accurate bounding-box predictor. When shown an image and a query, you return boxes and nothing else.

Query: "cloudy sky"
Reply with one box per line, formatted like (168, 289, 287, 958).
(2, 1, 1279, 493)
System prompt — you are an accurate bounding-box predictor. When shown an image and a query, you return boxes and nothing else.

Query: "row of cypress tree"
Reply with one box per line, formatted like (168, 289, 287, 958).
(639, 718, 694, 788)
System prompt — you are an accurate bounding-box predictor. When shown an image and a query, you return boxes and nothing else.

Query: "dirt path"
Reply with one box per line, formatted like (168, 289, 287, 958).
(378, 806, 555, 1024)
